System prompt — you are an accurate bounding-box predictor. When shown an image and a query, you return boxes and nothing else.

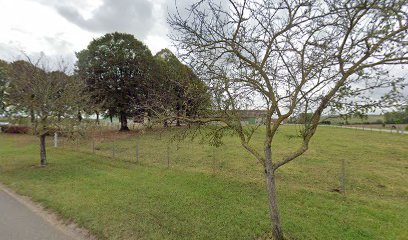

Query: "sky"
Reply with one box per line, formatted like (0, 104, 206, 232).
(0, 0, 179, 66)
(0, 0, 405, 111)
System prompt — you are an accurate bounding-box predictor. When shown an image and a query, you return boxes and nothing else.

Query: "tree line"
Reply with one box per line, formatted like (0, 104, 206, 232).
(0, 32, 211, 165)
(384, 107, 408, 124)
(0, 32, 211, 129)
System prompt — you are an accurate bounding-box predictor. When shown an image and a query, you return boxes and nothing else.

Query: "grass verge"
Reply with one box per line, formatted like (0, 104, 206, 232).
(0, 126, 407, 239)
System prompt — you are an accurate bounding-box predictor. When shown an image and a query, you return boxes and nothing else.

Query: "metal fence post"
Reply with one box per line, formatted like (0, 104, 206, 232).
(54, 132, 58, 148)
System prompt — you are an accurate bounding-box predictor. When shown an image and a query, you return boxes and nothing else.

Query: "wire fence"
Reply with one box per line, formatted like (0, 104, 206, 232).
(52, 127, 227, 175)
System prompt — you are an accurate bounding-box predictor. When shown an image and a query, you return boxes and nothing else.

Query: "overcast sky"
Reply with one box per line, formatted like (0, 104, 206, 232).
(0, 0, 179, 65)
(0, 0, 405, 110)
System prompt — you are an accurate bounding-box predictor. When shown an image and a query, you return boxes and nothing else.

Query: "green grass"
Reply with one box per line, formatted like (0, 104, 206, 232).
(0, 126, 407, 240)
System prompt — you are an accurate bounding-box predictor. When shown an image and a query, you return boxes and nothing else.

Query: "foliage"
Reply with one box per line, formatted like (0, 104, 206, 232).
(0, 125, 30, 134)
(7, 60, 85, 130)
(384, 107, 408, 124)
(153, 49, 211, 124)
(76, 32, 155, 131)
(6, 58, 86, 165)
(0, 59, 10, 114)
(294, 113, 313, 124)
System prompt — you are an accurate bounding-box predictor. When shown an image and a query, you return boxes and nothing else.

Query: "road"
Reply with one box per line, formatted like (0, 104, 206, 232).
(324, 125, 408, 134)
(0, 189, 77, 240)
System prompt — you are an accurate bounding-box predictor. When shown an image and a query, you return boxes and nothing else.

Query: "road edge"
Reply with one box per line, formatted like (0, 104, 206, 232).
(0, 182, 97, 240)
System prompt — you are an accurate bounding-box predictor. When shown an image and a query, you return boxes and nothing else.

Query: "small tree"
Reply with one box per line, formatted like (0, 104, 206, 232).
(76, 32, 155, 131)
(7, 58, 86, 166)
(169, 0, 408, 238)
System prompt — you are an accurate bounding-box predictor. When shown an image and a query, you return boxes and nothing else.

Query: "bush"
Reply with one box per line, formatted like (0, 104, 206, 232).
(375, 119, 383, 124)
(0, 125, 31, 134)
(405, 125, 408, 131)
(319, 120, 331, 125)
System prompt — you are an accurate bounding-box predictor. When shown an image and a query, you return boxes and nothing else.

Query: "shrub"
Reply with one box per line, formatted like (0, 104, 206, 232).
(0, 125, 31, 134)
(319, 120, 331, 125)
(405, 125, 408, 131)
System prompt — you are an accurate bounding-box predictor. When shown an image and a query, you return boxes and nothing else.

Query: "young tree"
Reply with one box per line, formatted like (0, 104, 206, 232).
(169, 0, 408, 238)
(76, 32, 155, 131)
(7, 58, 86, 166)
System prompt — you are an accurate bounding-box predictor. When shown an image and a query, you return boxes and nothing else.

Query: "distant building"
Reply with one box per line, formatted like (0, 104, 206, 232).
(237, 110, 267, 124)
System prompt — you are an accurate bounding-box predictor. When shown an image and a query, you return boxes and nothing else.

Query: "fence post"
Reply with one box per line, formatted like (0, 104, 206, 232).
(112, 138, 115, 158)
(54, 132, 58, 148)
(340, 159, 346, 198)
(167, 145, 170, 168)
(92, 136, 95, 154)
(135, 140, 139, 163)
(212, 147, 216, 174)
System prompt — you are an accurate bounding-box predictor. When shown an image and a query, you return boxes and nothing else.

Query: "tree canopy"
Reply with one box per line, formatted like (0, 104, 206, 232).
(384, 107, 408, 124)
(76, 32, 155, 131)
(153, 49, 211, 125)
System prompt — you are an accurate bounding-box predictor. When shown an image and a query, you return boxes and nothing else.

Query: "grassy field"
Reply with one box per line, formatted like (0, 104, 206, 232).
(0, 126, 407, 239)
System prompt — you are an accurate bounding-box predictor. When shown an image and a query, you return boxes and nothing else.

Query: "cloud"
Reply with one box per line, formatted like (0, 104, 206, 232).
(54, 0, 155, 40)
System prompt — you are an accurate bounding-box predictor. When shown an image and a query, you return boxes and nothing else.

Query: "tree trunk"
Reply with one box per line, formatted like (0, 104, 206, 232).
(176, 110, 181, 127)
(77, 111, 82, 122)
(265, 146, 284, 240)
(119, 111, 129, 131)
(109, 115, 113, 123)
(40, 134, 47, 166)
(30, 109, 35, 123)
(95, 111, 100, 124)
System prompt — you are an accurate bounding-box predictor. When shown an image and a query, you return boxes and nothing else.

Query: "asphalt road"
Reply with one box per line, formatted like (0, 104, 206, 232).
(0, 189, 77, 240)
(324, 125, 408, 134)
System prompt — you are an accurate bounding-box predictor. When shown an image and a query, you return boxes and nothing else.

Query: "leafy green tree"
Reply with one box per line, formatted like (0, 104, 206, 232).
(154, 49, 211, 126)
(76, 32, 155, 131)
(384, 107, 408, 124)
(295, 112, 313, 124)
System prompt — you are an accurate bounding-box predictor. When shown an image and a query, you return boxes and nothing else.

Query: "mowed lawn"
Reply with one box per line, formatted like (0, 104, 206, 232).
(0, 126, 407, 240)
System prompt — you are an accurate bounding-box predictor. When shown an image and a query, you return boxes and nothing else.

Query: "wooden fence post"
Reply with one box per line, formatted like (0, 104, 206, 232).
(136, 141, 139, 163)
(167, 145, 170, 168)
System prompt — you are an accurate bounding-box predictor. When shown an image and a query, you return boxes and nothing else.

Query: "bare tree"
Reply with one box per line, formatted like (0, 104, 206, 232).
(7, 56, 87, 166)
(169, 0, 408, 238)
